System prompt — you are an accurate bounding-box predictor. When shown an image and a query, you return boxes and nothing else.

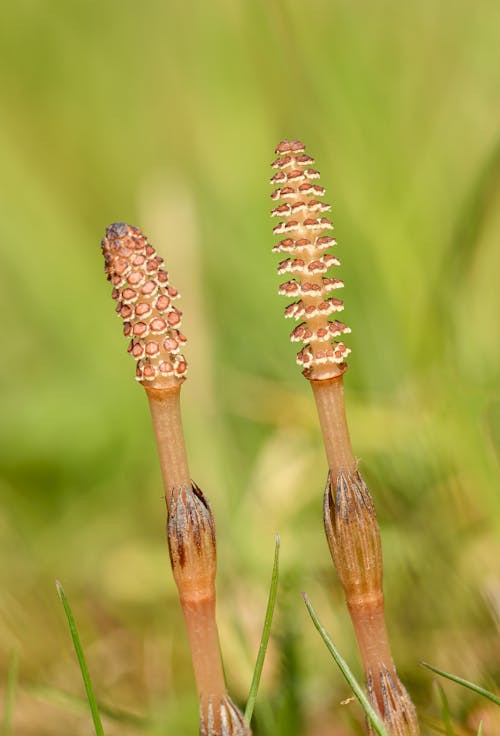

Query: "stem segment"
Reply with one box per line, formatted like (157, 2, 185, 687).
(310, 375, 356, 474)
(182, 597, 226, 699)
(317, 378, 419, 734)
(145, 385, 191, 506)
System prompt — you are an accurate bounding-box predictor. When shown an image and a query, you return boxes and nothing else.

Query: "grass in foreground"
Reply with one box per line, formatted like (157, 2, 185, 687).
(421, 661, 500, 707)
(56, 580, 105, 736)
(303, 593, 388, 736)
(55, 537, 280, 734)
(245, 534, 280, 724)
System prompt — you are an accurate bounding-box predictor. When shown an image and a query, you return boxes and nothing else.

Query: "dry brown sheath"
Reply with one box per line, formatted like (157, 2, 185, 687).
(271, 142, 419, 734)
(102, 223, 250, 736)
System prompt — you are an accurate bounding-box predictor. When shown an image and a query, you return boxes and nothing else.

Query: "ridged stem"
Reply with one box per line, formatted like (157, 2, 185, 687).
(314, 377, 419, 734)
(310, 375, 356, 475)
(348, 596, 395, 707)
(145, 385, 191, 507)
(183, 597, 227, 703)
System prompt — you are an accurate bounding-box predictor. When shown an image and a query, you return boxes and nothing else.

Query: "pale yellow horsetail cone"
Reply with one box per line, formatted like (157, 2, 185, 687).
(271, 144, 419, 735)
(271, 138, 351, 380)
(101, 223, 250, 735)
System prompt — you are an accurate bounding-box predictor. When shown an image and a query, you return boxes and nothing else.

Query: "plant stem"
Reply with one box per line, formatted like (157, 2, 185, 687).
(310, 375, 356, 474)
(311, 375, 394, 692)
(145, 385, 191, 505)
(102, 223, 250, 735)
(182, 596, 226, 700)
(270, 142, 419, 733)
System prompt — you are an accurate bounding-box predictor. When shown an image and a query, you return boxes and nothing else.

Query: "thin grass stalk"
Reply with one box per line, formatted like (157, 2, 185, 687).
(245, 534, 280, 725)
(303, 593, 388, 736)
(421, 662, 500, 707)
(270, 141, 419, 734)
(56, 581, 105, 736)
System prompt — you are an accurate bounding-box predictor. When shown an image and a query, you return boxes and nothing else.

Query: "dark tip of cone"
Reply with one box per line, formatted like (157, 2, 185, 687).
(106, 222, 129, 238)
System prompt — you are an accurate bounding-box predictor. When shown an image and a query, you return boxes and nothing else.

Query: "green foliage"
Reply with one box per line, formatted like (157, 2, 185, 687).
(245, 535, 280, 725)
(435, 682, 456, 736)
(56, 582, 105, 736)
(303, 594, 388, 736)
(422, 662, 500, 707)
(1, 651, 18, 736)
(1, 1, 500, 733)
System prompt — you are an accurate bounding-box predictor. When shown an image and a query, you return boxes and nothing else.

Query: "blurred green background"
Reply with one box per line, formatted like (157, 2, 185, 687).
(1, 1, 499, 734)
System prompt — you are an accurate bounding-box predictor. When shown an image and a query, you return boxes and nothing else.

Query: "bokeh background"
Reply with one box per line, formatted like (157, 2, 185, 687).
(1, 1, 500, 734)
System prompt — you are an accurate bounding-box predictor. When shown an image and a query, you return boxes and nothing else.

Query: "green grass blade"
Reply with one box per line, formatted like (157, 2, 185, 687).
(435, 681, 456, 736)
(244, 534, 280, 724)
(476, 722, 483, 736)
(302, 593, 388, 736)
(421, 661, 500, 706)
(1, 650, 18, 736)
(56, 580, 105, 736)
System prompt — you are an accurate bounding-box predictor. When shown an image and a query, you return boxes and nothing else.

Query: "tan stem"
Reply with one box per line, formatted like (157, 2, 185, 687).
(348, 594, 394, 675)
(310, 376, 357, 475)
(145, 385, 191, 508)
(314, 377, 417, 725)
(146, 388, 230, 717)
(181, 595, 227, 700)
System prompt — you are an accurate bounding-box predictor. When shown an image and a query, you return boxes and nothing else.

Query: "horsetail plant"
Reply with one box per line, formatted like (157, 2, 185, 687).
(101, 223, 250, 736)
(270, 141, 419, 735)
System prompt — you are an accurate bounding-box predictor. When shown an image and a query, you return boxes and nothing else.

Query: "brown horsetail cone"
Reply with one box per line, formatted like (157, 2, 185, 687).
(101, 222, 187, 387)
(101, 223, 250, 736)
(101, 222, 190, 496)
(271, 143, 418, 734)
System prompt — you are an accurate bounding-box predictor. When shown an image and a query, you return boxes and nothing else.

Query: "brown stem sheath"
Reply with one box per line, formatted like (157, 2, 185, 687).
(167, 483, 225, 702)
